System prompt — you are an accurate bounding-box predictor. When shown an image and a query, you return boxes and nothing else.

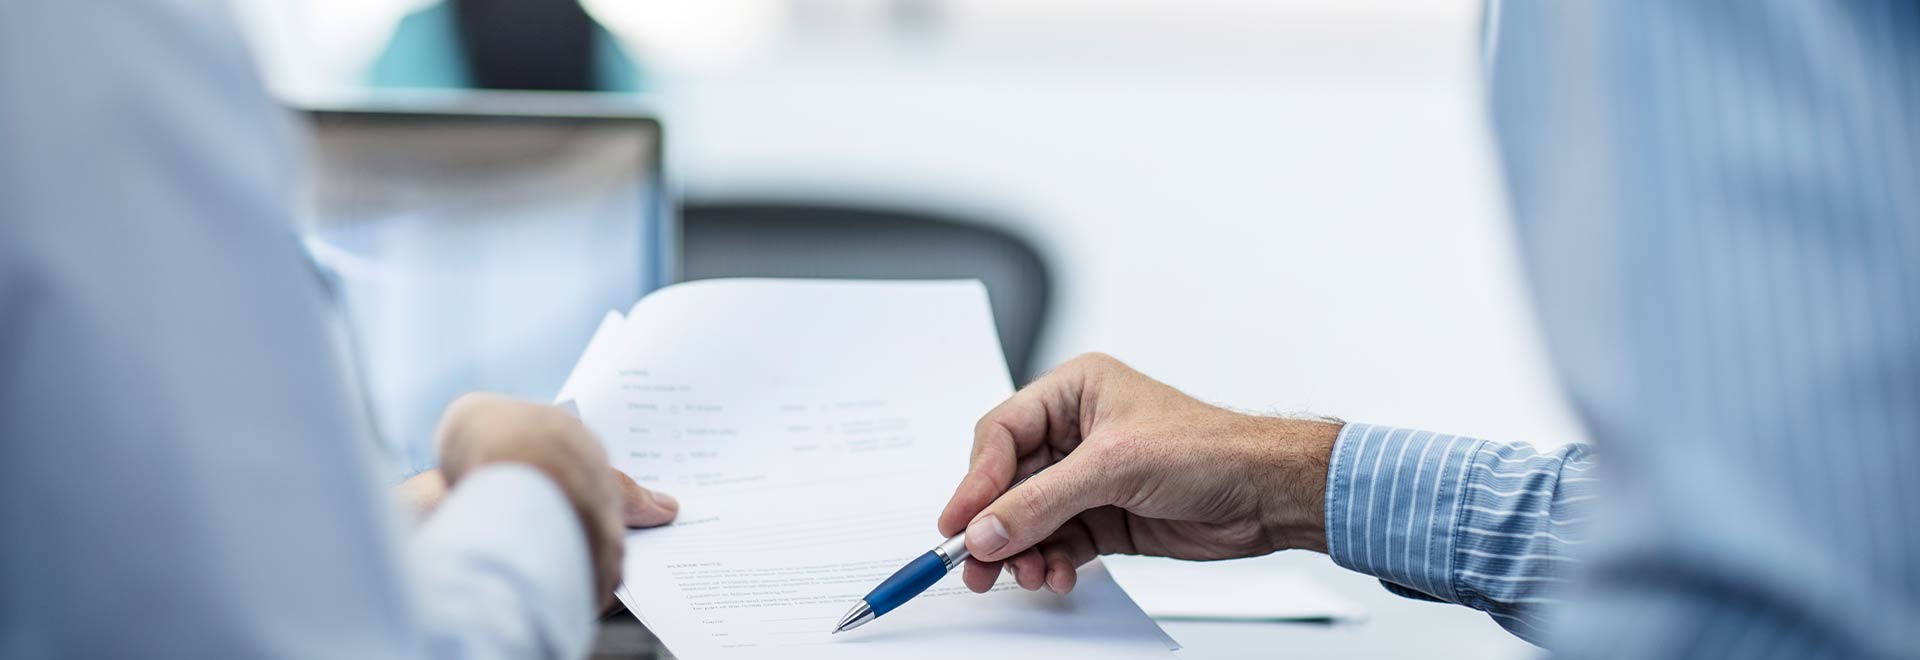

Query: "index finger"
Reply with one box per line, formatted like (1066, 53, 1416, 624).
(938, 363, 1087, 536)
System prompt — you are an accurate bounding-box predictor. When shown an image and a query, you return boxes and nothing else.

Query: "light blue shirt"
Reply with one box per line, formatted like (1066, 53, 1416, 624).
(0, 0, 597, 657)
(1326, 1, 1920, 657)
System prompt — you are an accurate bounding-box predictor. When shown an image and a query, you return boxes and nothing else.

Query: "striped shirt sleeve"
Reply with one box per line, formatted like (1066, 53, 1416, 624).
(1324, 423, 1597, 645)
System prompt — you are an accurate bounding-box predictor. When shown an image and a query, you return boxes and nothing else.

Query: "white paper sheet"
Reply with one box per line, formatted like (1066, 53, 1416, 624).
(1105, 555, 1366, 622)
(553, 310, 625, 405)
(561, 280, 1177, 659)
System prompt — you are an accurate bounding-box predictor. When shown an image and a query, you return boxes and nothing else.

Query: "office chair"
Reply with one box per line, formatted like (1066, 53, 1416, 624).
(679, 202, 1053, 383)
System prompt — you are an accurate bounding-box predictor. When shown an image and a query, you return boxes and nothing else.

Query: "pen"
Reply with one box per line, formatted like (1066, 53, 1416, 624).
(830, 532, 971, 633)
(832, 471, 1040, 634)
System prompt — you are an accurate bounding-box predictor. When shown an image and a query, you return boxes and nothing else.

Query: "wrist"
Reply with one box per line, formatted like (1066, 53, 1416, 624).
(1249, 416, 1340, 554)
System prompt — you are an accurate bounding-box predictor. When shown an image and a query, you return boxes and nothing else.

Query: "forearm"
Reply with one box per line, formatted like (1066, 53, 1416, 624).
(1322, 423, 1596, 644)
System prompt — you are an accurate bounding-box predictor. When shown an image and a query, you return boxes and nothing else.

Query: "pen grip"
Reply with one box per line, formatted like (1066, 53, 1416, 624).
(865, 551, 947, 616)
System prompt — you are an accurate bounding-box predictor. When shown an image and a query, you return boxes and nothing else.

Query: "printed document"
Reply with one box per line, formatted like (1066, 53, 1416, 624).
(557, 279, 1178, 659)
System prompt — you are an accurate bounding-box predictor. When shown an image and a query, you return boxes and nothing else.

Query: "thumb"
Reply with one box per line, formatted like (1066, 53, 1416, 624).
(612, 469, 680, 528)
(964, 452, 1114, 562)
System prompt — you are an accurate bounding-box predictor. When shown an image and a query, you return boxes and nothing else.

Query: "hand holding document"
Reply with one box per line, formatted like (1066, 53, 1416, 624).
(555, 280, 1178, 659)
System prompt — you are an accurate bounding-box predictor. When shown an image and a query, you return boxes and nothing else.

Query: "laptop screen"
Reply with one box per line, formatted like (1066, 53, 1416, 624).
(299, 103, 671, 479)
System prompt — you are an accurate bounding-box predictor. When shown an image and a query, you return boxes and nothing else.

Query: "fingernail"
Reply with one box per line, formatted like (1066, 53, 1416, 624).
(967, 514, 1009, 557)
(654, 491, 679, 510)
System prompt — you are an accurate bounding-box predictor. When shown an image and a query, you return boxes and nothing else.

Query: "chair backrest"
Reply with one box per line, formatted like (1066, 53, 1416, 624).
(680, 202, 1053, 383)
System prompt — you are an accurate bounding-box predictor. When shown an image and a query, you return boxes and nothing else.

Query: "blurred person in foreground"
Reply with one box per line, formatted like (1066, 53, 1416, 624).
(0, 0, 675, 657)
(942, 2, 1918, 658)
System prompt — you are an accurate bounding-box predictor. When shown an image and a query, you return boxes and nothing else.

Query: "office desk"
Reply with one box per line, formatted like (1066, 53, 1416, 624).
(587, 553, 1536, 659)
(625, 7, 1566, 658)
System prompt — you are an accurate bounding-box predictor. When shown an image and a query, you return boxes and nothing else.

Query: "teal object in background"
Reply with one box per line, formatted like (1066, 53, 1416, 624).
(366, 1, 643, 92)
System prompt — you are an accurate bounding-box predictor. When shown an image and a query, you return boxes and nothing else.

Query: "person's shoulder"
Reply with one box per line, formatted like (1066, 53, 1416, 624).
(591, 24, 646, 92)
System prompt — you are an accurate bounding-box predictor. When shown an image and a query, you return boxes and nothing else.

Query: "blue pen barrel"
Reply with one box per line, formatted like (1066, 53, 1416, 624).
(865, 551, 946, 616)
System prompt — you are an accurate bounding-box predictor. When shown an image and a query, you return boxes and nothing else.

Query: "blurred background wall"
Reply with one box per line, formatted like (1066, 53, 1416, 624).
(237, 0, 1579, 445)
(233, 4, 1582, 654)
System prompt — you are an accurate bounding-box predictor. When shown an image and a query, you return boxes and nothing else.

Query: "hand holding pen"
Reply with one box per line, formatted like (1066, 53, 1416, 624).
(836, 354, 1341, 633)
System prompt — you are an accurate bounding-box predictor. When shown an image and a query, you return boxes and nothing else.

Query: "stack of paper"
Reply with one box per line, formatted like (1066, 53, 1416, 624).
(554, 279, 1179, 659)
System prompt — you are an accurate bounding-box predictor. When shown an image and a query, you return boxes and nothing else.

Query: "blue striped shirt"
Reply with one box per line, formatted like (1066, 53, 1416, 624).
(1325, 1, 1920, 656)
(1327, 425, 1596, 643)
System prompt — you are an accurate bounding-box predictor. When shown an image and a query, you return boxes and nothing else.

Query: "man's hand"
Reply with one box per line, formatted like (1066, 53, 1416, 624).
(430, 393, 679, 607)
(937, 353, 1340, 594)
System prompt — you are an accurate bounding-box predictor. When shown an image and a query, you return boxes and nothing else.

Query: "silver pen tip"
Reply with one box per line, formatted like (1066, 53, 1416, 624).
(833, 601, 877, 634)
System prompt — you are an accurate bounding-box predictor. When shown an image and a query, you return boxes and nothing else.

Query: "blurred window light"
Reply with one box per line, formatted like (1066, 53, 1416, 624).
(934, 0, 1482, 49)
(229, 0, 1481, 91)
(944, 0, 1473, 23)
(229, 0, 433, 93)
(583, 0, 789, 74)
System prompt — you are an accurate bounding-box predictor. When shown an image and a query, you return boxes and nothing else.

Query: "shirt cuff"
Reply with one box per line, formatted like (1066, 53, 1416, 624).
(1324, 423, 1484, 605)
(410, 463, 597, 659)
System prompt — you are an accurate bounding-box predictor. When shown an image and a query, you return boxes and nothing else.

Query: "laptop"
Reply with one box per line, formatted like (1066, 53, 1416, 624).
(296, 91, 675, 479)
